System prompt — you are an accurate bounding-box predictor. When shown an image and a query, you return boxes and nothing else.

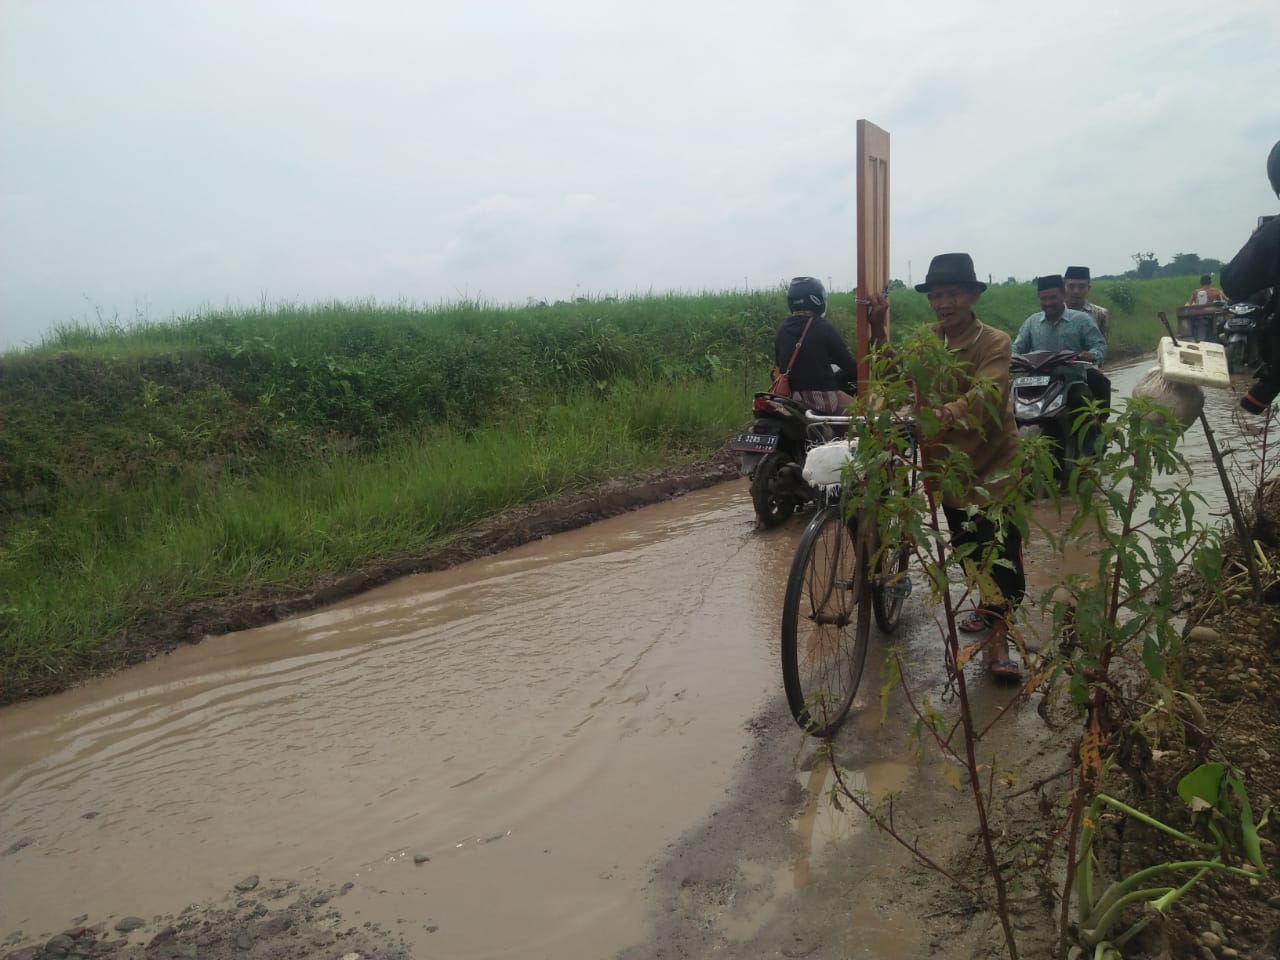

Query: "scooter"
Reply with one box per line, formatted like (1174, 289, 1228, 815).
(731, 392, 847, 527)
(1219, 300, 1266, 374)
(1010, 350, 1099, 492)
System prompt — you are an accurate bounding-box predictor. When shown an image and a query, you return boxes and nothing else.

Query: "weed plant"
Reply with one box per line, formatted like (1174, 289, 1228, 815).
(819, 328, 1266, 959)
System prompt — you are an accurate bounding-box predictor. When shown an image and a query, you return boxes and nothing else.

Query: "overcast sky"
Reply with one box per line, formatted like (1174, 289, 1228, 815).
(2, 0, 1278, 350)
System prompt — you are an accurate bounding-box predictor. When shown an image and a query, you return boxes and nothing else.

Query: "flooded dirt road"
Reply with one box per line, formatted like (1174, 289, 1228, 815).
(1, 356, 1260, 959)
(1, 488, 803, 958)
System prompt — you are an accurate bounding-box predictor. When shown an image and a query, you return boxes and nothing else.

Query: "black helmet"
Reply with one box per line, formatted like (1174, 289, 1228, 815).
(1269, 139, 1280, 197)
(786, 276, 827, 316)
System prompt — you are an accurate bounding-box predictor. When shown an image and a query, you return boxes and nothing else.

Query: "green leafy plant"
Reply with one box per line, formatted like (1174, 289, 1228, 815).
(817, 332, 1245, 960)
(1069, 762, 1270, 958)
(1103, 280, 1137, 314)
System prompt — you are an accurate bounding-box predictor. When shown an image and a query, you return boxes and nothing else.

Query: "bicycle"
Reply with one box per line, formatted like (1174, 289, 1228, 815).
(780, 413, 918, 737)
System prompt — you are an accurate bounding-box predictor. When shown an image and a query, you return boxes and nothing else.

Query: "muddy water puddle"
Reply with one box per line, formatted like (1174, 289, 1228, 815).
(1, 487, 801, 957)
(1, 354, 1260, 959)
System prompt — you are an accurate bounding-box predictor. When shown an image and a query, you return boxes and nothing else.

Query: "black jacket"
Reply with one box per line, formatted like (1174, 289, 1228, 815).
(1222, 216, 1280, 302)
(773, 313, 858, 392)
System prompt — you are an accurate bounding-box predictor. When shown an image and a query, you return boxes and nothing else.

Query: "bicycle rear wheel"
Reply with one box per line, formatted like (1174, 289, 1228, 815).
(781, 504, 873, 737)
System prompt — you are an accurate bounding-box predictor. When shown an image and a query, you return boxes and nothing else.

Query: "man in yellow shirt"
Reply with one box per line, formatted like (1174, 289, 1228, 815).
(866, 253, 1025, 682)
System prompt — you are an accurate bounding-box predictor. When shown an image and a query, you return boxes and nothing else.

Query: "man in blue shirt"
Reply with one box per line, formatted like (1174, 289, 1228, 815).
(1012, 273, 1111, 427)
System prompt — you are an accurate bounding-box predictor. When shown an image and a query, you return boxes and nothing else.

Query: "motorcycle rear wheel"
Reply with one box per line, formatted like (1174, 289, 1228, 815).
(781, 505, 873, 737)
(1228, 340, 1247, 374)
(751, 451, 798, 527)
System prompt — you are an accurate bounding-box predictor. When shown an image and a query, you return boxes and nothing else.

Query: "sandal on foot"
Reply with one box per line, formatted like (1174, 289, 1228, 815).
(958, 610, 993, 633)
(988, 659, 1024, 683)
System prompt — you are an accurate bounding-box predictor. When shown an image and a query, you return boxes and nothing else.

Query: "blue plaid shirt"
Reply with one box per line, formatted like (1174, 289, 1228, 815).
(1012, 308, 1107, 364)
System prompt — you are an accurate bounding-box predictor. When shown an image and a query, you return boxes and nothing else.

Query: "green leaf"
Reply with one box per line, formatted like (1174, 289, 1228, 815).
(1141, 634, 1164, 680)
(1177, 762, 1226, 807)
(1228, 777, 1265, 873)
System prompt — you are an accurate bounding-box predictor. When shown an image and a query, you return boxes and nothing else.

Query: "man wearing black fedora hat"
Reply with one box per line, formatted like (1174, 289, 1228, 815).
(1063, 266, 1109, 345)
(867, 253, 1026, 682)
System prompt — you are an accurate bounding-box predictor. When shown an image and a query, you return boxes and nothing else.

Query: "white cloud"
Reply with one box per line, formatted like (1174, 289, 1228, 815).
(1, 0, 1278, 347)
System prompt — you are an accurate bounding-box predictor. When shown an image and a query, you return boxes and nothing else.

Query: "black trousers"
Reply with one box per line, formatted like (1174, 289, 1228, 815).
(942, 504, 1026, 619)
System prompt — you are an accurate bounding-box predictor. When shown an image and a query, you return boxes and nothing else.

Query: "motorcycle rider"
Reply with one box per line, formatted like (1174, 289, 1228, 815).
(774, 276, 859, 414)
(1063, 265, 1110, 345)
(867, 253, 1026, 682)
(1221, 140, 1280, 413)
(1012, 275, 1111, 431)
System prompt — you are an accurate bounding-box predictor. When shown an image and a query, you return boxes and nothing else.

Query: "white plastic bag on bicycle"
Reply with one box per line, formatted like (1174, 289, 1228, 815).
(802, 438, 858, 489)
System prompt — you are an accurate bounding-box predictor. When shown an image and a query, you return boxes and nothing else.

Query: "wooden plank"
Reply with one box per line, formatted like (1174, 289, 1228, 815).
(856, 120, 890, 389)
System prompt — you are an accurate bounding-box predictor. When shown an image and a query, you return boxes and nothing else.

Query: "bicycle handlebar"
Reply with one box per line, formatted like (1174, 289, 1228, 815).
(804, 412, 919, 427)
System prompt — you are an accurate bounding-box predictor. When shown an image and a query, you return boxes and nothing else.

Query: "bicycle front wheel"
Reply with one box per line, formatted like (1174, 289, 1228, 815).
(781, 504, 873, 737)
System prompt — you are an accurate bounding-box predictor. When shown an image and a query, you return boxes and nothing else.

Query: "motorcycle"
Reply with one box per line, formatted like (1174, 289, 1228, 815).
(1219, 300, 1266, 374)
(731, 392, 848, 527)
(1010, 350, 1099, 492)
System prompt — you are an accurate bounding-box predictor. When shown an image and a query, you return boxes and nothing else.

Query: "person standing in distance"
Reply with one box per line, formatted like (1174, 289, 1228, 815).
(1183, 273, 1229, 343)
(1186, 273, 1228, 307)
(866, 253, 1026, 682)
(1063, 266, 1109, 347)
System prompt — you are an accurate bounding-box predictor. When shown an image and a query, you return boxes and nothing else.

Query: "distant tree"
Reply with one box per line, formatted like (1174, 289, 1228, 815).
(1006, 276, 1017, 285)
(1131, 251, 1159, 280)
(1153, 252, 1226, 279)
(888, 278, 906, 291)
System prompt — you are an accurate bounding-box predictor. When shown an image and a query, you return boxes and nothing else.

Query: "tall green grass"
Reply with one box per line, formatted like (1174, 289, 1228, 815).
(0, 279, 1194, 701)
(1, 293, 781, 513)
(0, 372, 751, 700)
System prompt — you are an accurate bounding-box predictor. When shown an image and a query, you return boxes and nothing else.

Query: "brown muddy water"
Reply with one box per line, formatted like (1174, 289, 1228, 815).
(0, 356, 1260, 958)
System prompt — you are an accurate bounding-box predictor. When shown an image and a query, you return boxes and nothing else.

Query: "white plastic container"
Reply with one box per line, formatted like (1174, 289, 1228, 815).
(1156, 336, 1230, 389)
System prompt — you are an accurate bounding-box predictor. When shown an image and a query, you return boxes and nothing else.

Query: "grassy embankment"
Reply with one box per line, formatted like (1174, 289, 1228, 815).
(0, 278, 1195, 701)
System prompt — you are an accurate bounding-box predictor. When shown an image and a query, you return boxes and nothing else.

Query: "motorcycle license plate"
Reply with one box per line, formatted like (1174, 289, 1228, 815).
(731, 432, 778, 454)
(1013, 375, 1051, 388)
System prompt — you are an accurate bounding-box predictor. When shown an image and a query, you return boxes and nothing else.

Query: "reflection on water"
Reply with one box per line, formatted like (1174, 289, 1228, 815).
(790, 759, 913, 890)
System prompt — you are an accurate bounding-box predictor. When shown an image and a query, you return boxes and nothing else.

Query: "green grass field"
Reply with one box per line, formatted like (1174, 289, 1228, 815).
(0, 278, 1204, 701)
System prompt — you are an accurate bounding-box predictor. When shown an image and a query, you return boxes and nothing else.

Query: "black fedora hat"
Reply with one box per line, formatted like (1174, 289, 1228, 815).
(915, 253, 988, 293)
